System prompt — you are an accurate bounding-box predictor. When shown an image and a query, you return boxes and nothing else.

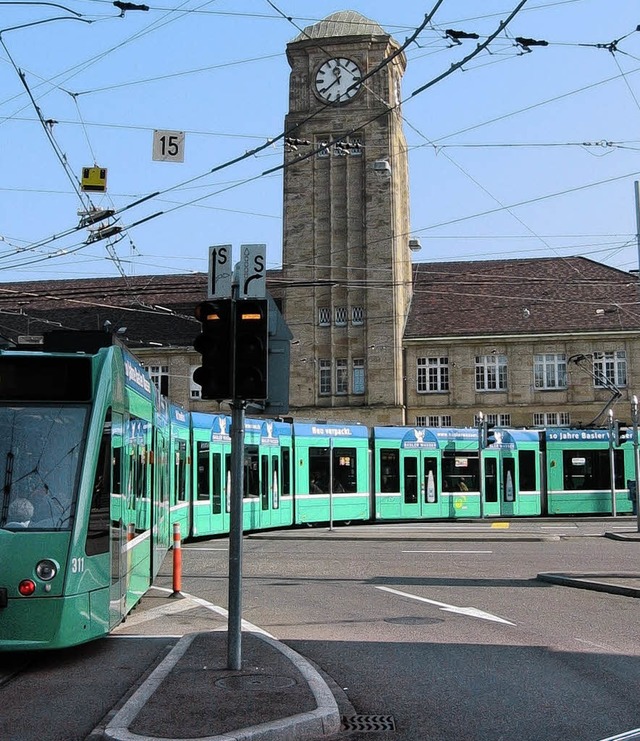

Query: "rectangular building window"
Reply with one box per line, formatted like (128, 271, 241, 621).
(319, 359, 331, 395)
(416, 416, 427, 427)
(594, 350, 627, 387)
(335, 307, 347, 326)
(533, 412, 571, 427)
(318, 308, 330, 327)
(147, 365, 169, 396)
(475, 355, 507, 391)
(353, 358, 365, 395)
(189, 365, 201, 399)
(417, 357, 449, 393)
(351, 306, 364, 326)
(487, 413, 511, 426)
(336, 358, 348, 394)
(427, 415, 452, 427)
(534, 353, 567, 389)
(316, 135, 330, 158)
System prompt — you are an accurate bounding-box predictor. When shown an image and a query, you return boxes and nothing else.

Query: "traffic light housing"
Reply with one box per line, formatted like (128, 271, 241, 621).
(481, 421, 497, 448)
(485, 423, 497, 446)
(614, 421, 631, 447)
(234, 298, 268, 400)
(192, 300, 232, 401)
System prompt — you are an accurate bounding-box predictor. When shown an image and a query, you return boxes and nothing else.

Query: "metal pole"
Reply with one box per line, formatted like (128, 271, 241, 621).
(634, 181, 640, 274)
(227, 400, 245, 670)
(328, 438, 334, 531)
(478, 412, 485, 519)
(633, 396, 640, 532)
(608, 409, 617, 517)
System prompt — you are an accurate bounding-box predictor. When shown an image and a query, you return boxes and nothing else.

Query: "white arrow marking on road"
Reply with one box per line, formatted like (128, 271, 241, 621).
(375, 585, 515, 625)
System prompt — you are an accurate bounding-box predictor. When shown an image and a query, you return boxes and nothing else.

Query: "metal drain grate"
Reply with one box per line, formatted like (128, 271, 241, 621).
(342, 714, 396, 732)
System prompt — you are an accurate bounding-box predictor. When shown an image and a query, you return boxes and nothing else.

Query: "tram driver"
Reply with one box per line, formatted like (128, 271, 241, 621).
(6, 497, 34, 528)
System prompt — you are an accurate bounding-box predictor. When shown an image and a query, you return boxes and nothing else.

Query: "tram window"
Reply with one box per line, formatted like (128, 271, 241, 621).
(503, 458, 516, 502)
(112, 447, 122, 496)
(333, 448, 356, 493)
(86, 412, 110, 556)
(518, 450, 537, 491)
(281, 448, 291, 495)
(485, 458, 498, 502)
(442, 454, 479, 492)
(563, 449, 624, 490)
(176, 440, 187, 502)
(211, 453, 222, 513)
(261, 455, 269, 510)
(404, 457, 418, 503)
(424, 458, 438, 504)
(244, 445, 259, 498)
(272, 456, 280, 509)
(380, 449, 400, 493)
(309, 448, 329, 493)
(196, 442, 209, 500)
(225, 454, 231, 513)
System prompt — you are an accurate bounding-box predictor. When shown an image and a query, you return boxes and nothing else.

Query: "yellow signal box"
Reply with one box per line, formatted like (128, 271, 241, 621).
(81, 166, 107, 192)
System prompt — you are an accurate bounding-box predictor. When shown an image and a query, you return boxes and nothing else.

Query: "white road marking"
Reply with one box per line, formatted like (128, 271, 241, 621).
(375, 585, 515, 625)
(598, 728, 640, 741)
(402, 549, 493, 554)
(149, 586, 274, 636)
(183, 547, 228, 551)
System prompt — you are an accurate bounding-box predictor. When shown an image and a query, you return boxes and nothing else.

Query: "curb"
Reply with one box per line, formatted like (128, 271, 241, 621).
(537, 573, 640, 598)
(103, 632, 341, 741)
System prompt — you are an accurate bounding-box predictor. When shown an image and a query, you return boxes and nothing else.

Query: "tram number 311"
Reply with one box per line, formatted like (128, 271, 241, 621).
(71, 557, 85, 573)
(152, 130, 185, 163)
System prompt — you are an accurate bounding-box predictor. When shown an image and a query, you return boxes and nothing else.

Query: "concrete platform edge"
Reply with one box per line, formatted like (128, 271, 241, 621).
(537, 573, 640, 598)
(103, 631, 341, 741)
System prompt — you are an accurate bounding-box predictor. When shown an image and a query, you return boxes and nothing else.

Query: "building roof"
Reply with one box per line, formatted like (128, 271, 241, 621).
(0, 271, 284, 349)
(406, 256, 640, 340)
(291, 11, 386, 43)
(0, 257, 637, 350)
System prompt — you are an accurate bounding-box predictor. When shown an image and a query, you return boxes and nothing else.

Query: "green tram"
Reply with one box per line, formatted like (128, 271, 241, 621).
(0, 332, 175, 651)
(189, 412, 294, 538)
(373, 427, 542, 519)
(291, 421, 371, 525)
(543, 427, 635, 515)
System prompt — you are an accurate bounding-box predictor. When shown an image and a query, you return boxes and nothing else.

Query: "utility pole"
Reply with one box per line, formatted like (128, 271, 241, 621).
(632, 396, 640, 532)
(477, 412, 485, 519)
(607, 409, 617, 517)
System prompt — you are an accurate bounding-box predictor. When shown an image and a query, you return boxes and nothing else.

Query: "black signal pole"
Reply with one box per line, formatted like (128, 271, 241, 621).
(227, 387, 245, 670)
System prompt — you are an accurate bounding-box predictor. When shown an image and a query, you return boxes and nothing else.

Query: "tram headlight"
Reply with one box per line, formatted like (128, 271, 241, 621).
(35, 559, 58, 581)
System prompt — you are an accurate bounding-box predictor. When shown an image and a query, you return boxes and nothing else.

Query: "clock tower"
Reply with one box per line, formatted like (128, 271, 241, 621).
(282, 11, 412, 425)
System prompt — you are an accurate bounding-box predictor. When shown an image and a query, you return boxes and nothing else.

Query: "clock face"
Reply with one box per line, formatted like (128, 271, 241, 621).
(314, 58, 362, 104)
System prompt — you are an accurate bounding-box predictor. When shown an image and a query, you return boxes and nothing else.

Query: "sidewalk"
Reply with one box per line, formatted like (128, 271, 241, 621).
(101, 521, 640, 741)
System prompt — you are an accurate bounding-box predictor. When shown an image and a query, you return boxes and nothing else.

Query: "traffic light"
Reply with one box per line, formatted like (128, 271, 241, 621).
(192, 300, 232, 401)
(485, 423, 497, 446)
(614, 421, 631, 447)
(481, 421, 497, 448)
(234, 298, 268, 400)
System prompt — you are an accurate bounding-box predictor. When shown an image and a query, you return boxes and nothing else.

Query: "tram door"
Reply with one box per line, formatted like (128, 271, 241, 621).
(109, 412, 126, 628)
(482, 452, 517, 517)
(401, 452, 440, 519)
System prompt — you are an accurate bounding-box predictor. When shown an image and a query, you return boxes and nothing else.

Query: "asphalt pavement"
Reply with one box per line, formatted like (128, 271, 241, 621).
(97, 517, 640, 741)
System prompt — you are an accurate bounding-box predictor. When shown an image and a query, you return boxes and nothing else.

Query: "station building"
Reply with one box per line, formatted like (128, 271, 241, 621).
(3, 11, 640, 429)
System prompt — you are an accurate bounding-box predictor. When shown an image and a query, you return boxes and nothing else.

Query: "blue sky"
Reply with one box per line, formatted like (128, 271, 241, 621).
(2, 0, 640, 283)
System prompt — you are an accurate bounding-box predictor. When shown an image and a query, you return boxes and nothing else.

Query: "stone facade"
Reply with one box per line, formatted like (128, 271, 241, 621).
(282, 12, 411, 425)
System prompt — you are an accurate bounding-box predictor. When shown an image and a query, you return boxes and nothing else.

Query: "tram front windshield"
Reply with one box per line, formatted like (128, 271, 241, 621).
(0, 405, 88, 531)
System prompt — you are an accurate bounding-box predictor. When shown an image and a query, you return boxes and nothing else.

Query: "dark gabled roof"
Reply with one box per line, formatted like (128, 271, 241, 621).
(0, 257, 637, 349)
(0, 271, 284, 349)
(406, 257, 640, 339)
